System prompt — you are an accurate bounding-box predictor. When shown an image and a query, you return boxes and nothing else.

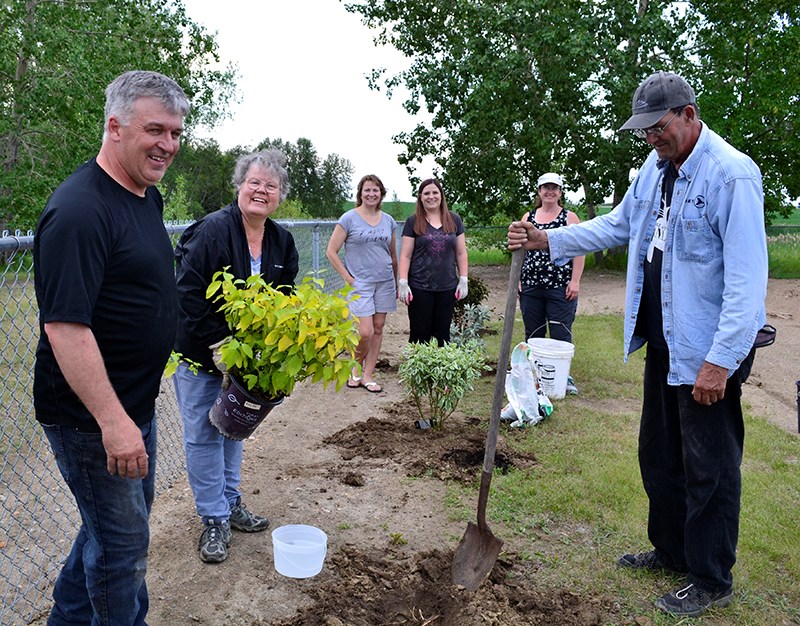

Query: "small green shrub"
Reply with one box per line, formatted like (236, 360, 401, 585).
(450, 303, 490, 348)
(398, 339, 486, 430)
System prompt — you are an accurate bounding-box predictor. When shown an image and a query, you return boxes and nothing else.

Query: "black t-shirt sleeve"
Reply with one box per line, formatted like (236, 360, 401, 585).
(402, 216, 417, 238)
(36, 189, 112, 327)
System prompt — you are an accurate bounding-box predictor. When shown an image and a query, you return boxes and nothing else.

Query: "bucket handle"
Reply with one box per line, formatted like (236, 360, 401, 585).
(527, 320, 573, 342)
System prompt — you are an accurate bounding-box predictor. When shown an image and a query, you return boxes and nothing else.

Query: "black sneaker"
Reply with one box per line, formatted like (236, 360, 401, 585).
(229, 502, 270, 532)
(199, 520, 231, 563)
(617, 550, 687, 574)
(655, 583, 734, 617)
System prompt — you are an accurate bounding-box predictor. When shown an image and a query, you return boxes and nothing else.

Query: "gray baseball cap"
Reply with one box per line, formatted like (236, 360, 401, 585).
(619, 71, 696, 131)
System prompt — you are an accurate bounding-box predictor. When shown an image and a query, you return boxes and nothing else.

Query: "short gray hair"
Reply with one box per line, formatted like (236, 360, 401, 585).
(231, 149, 291, 202)
(104, 70, 190, 126)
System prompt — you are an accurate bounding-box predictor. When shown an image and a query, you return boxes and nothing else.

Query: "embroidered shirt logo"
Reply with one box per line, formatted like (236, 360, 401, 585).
(688, 195, 706, 209)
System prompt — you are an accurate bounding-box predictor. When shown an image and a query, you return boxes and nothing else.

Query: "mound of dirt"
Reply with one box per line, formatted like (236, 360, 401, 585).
(324, 411, 538, 483)
(274, 544, 606, 626)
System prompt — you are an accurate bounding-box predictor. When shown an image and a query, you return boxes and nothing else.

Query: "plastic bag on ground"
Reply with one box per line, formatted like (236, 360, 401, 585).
(503, 342, 553, 428)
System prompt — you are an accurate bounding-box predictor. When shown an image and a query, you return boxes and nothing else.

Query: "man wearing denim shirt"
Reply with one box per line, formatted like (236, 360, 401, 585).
(508, 71, 767, 618)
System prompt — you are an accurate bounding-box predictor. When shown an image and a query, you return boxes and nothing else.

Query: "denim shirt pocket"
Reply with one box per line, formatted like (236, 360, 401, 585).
(675, 215, 714, 263)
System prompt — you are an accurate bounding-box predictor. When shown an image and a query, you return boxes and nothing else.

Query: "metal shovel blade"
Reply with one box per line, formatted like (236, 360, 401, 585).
(451, 522, 504, 589)
(451, 250, 524, 590)
(451, 473, 504, 590)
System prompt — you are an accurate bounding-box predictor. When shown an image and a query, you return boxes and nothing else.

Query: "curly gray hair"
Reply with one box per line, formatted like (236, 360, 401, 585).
(231, 149, 290, 202)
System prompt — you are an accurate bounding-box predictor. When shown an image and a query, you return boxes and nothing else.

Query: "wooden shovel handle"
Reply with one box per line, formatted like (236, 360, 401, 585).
(477, 249, 524, 530)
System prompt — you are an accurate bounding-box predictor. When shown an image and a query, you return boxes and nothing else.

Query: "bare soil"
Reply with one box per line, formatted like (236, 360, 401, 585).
(144, 267, 798, 625)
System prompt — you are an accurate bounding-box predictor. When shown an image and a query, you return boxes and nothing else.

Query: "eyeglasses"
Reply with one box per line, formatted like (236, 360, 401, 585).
(245, 178, 280, 193)
(632, 110, 681, 139)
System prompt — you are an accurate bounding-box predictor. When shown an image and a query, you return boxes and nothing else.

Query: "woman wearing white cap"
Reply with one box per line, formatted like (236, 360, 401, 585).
(518, 172, 584, 394)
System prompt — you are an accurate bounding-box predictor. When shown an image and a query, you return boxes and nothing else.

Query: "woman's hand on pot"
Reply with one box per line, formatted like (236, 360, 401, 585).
(209, 336, 232, 373)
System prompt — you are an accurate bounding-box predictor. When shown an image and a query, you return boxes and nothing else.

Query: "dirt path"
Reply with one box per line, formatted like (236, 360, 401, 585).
(143, 268, 798, 625)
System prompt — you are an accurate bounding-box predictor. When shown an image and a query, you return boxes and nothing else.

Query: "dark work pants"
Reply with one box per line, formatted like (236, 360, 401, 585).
(639, 345, 754, 594)
(520, 286, 577, 342)
(407, 288, 456, 346)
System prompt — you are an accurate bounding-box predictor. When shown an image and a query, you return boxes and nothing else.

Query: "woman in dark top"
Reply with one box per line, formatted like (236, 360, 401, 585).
(173, 149, 299, 564)
(519, 172, 584, 393)
(397, 178, 468, 346)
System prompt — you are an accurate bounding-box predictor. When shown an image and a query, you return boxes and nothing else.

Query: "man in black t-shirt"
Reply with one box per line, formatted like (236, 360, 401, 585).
(33, 71, 189, 626)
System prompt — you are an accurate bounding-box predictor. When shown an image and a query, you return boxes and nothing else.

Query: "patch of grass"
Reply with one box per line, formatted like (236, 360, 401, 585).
(467, 225, 800, 278)
(455, 311, 800, 624)
(388, 532, 408, 546)
(767, 231, 800, 278)
(468, 248, 508, 265)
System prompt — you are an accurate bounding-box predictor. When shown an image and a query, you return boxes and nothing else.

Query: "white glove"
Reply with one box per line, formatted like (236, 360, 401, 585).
(455, 275, 469, 300)
(209, 336, 231, 374)
(398, 279, 413, 305)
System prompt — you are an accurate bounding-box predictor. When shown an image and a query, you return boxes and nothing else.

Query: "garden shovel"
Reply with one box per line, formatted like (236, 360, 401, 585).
(452, 248, 524, 591)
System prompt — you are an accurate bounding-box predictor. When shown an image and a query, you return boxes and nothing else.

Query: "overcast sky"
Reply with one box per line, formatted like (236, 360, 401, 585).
(184, 0, 433, 201)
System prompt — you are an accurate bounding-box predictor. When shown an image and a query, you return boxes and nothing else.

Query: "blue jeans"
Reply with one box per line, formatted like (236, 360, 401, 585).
(639, 346, 753, 593)
(41, 418, 156, 626)
(173, 364, 241, 523)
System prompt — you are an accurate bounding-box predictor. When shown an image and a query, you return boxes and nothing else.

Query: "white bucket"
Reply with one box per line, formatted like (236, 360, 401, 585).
(527, 338, 575, 399)
(272, 525, 328, 578)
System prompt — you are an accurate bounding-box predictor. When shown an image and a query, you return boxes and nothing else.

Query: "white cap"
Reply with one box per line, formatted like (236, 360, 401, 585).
(537, 172, 563, 188)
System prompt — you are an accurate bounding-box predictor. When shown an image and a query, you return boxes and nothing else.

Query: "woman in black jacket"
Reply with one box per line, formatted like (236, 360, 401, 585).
(173, 149, 299, 564)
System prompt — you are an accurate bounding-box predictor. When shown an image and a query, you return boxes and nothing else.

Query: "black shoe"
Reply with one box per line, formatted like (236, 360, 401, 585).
(617, 550, 687, 574)
(655, 583, 734, 617)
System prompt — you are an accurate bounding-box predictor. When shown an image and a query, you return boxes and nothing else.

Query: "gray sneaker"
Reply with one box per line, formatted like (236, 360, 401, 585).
(199, 520, 231, 563)
(230, 501, 270, 532)
(566, 375, 578, 395)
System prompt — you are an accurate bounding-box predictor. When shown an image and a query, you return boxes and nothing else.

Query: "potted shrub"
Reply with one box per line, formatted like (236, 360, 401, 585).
(205, 268, 360, 439)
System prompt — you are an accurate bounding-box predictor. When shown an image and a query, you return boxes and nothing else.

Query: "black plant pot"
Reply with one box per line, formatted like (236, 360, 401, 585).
(208, 374, 283, 440)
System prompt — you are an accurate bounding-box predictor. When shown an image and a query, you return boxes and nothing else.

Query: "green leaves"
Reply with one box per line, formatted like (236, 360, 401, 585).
(0, 0, 237, 229)
(348, 0, 799, 222)
(398, 339, 487, 430)
(207, 270, 360, 398)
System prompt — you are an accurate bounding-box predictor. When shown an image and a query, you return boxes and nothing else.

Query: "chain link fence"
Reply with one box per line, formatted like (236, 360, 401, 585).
(0, 220, 362, 625)
(0, 219, 507, 624)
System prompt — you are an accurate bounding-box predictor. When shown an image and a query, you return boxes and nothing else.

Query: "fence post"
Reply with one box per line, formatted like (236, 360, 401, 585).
(312, 223, 321, 278)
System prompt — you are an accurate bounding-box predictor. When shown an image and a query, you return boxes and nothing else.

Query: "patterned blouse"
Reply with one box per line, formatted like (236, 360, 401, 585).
(520, 208, 573, 289)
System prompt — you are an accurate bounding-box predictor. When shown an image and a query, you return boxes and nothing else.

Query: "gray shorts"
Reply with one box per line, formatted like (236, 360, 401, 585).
(349, 277, 397, 317)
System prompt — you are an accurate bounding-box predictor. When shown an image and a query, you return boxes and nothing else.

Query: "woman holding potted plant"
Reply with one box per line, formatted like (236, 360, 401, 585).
(173, 149, 299, 564)
(398, 178, 469, 346)
(326, 174, 398, 393)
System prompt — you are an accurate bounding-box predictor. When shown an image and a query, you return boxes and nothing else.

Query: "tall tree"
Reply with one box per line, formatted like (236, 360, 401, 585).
(0, 0, 237, 229)
(347, 0, 797, 224)
(162, 139, 243, 218)
(319, 153, 355, 213)
(689, 1, 800, 220)
(347, 0, 693, 223)
(257, 137, 353, 217)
